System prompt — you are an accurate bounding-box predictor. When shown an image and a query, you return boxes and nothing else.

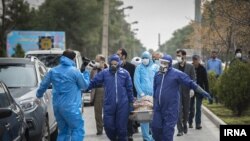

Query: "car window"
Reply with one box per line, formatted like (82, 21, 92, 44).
(26, 54, 61, 68)
(0, 64, 37, 87)
(0, 84, 10, 108)
(38, 63, 47, 80)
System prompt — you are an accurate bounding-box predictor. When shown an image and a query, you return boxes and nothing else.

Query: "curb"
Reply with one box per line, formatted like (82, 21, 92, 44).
(202, 105, 227, 128)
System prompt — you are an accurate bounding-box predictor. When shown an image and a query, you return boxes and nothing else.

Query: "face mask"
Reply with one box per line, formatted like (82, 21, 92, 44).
(236, 53, 242, 58)
(110, 65, 117, 74)
(176, 56, 182, 63)
(159, 64, 169, 73)
(154, 60, 160, 65)
(142, 58, 150, 66)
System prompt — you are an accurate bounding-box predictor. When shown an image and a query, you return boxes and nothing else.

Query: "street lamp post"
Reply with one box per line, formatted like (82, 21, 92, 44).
(119, 6, 133, 49)
(131, 28, 139, 57)
(101, 0, 110, 61)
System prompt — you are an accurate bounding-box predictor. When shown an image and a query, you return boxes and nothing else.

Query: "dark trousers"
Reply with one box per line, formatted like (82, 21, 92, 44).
(94, 88, 104, 133)
(177, 93, 190, 133)
(128, 119, 133, 136)
(188, 94, 203, 126)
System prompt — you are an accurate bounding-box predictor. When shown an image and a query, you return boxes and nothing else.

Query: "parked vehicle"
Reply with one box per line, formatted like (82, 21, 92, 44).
(25, 48, 83, 70)
(0, 81, 28, 141)
(25, 49, 91, 108)
(0, 57, 57, 141)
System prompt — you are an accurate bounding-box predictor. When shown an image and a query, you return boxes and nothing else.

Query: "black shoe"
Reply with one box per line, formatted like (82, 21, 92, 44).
(183, 125, 188, 134)
(96, 132, 103, 135)
(189, 124, 193, 128)
(128, 136, 133, 141)
(196, 125, 202, 130)
(177, 132, 183, 136)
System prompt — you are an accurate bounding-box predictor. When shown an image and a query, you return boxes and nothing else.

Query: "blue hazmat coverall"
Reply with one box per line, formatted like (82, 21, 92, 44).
(37, 56, 90, 141)
(151, 55, 198, 141)
(88, 54, 134, 141)
(134, 51, 158, 141)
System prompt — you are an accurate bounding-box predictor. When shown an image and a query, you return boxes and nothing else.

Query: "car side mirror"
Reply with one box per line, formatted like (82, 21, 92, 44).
(0, 108, 12, 119)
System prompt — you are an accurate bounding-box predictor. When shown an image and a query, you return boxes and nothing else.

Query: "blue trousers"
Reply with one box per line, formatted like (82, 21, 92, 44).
(140, 123, 154, 141)
(54, 105, 84, 141)
(104, 103, 129, 141)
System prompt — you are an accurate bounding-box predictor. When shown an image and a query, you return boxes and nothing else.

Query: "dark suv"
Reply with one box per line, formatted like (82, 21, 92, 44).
(0, 81, 28, 141)
(0, 57, 57, 141)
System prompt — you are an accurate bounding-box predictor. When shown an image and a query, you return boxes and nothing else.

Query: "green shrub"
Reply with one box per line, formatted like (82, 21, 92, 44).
(208, 71, 219, 103)
(217, 60, 250, 116)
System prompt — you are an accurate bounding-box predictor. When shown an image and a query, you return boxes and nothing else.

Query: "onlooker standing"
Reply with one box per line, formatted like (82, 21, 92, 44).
(134, 51, 158, 141)
(151, 54, 211, 141)
(207, 50, 222, 77)
(206, 50, 222, 104)
(152, 52, 163, 66)
(173, 49, 196, 136)
(230, 48, 247, 65)
(247, 51, 250, 63)
(117, 48, 137, 141)
(88, 54, 134, 141)
(188, 55, 209, 129)
(36, 50, 90, 141)
(90, 54, 107, 135)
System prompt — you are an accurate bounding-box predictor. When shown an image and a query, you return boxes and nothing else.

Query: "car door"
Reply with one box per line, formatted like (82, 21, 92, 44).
(38, 63, 57, 130)
(0, 83, 22, 141)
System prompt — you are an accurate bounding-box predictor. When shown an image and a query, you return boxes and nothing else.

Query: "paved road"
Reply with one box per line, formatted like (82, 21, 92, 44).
(83, 106, 219, 141)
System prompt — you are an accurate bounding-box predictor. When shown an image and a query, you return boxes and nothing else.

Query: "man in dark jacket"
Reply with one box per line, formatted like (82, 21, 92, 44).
(173, 49, 196, 136)
(117, 48, 138, 141)
(188, 55, 209, 129)
(88, 54, 134, 141)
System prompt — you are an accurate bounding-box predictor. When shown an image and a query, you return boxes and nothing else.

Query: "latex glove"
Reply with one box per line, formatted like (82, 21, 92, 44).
(190, 90, 195, 98)
(85, 60, 96, 72)
(140, 93, 145, 97)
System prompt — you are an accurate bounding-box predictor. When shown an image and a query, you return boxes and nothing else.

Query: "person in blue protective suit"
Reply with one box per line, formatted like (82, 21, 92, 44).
(88, 54, 134, 141)
(134, 51, 159, 141)
(36, 49, 90, 141)
(151, 54, 211, 141)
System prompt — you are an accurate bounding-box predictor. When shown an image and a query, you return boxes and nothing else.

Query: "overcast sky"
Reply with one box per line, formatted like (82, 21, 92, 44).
(122, 0, 195, 51)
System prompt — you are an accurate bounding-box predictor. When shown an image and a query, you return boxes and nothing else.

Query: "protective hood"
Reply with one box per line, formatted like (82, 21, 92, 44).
(141, 51, 152, 59)
(161, 54, 173, 69)
(108, 54, 121, 66)
(60, 56, 76, 66)
(141, 51, 153, 66)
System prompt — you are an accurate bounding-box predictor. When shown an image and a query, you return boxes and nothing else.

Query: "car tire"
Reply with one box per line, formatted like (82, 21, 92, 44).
(41, 117, 50, 141)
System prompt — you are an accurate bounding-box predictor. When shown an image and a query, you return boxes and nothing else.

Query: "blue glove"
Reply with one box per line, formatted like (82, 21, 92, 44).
(202, 91, 212, 100)
(195, 86, 212, 100)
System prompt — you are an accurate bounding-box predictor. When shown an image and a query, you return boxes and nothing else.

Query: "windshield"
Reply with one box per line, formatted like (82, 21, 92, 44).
(0, 64, 37, 87)
(26, 54, 61, 68)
